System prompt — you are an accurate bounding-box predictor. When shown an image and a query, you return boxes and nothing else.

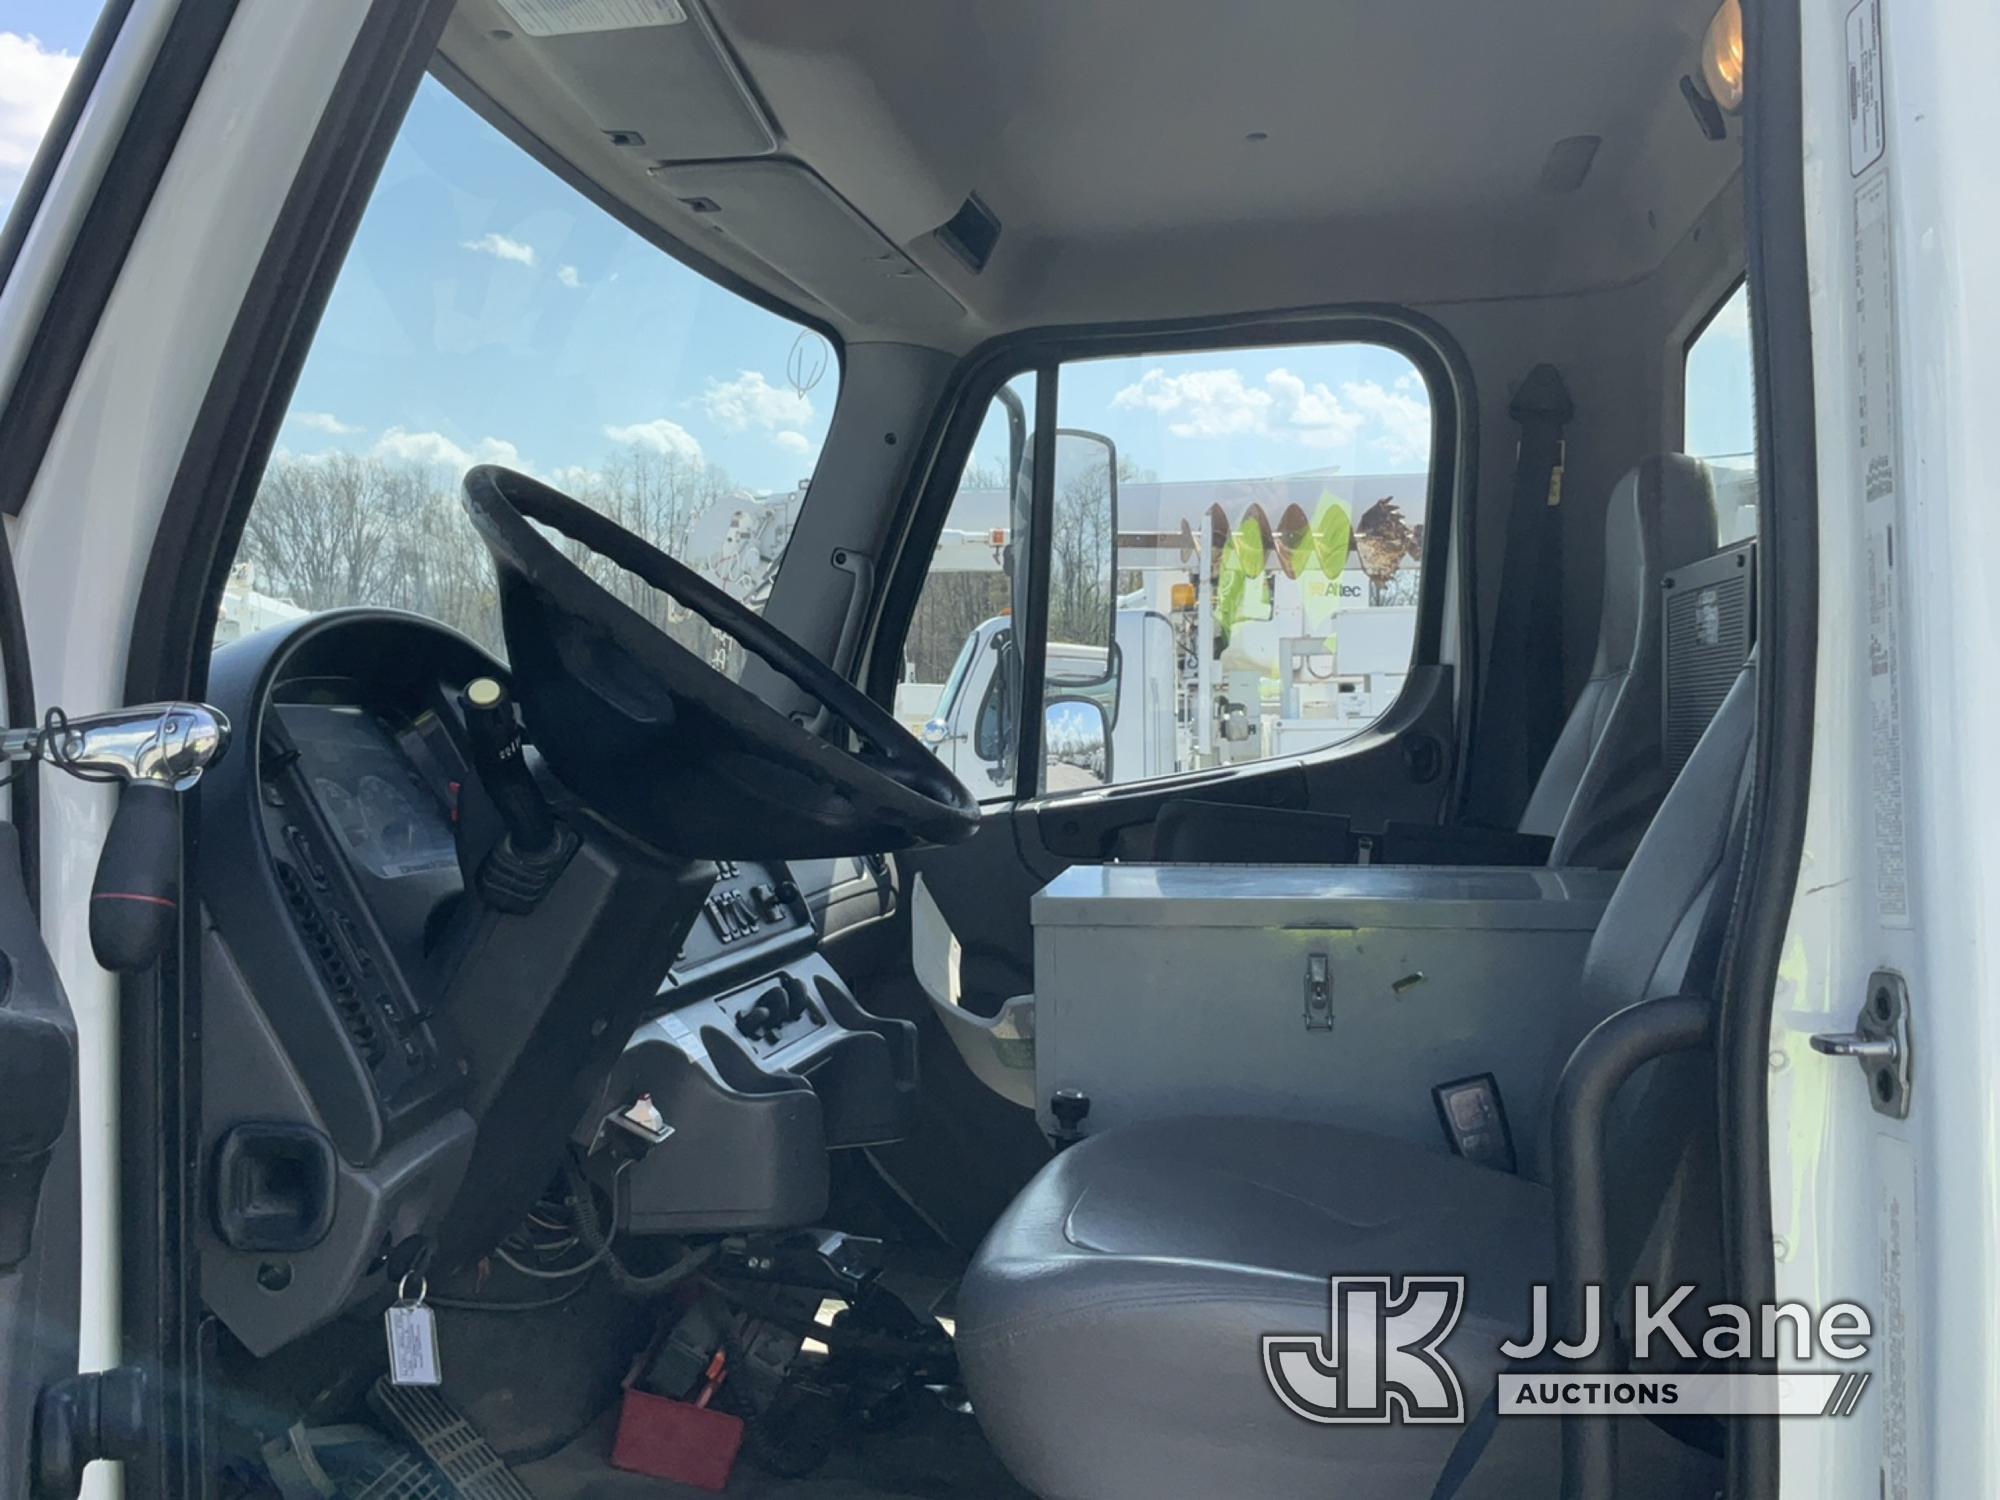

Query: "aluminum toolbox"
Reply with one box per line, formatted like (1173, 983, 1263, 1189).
(1032, 864, 1620, 1160)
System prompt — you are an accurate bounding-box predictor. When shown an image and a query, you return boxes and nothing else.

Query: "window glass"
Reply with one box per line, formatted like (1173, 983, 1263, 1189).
(1684, 282, 1758, 543)
(1036, 342, 1435, 793)
(221, 76, 837, 672)
(1, 6, 107, 222)
(896, 376, 1035, 801)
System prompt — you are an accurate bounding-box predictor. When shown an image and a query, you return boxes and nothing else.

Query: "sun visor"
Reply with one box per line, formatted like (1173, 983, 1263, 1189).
(650, 160, 965, 329)
(501, 0, 779, 162)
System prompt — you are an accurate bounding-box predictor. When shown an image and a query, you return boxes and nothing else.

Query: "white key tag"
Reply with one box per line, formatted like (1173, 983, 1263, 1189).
(385, 1273, 442, 1386)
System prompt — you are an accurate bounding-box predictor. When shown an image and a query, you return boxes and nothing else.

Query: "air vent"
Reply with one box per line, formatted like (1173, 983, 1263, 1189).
(1537, 135, 1602, 193)
(1661, 541, 1755, 775)
(934, 194, 1002, 274)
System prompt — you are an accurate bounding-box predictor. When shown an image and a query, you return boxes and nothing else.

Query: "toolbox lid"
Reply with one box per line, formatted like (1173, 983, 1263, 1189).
(1032, 863, 1620, 930)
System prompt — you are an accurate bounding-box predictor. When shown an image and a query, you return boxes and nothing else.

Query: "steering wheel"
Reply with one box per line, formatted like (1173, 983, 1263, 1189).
(459, 465, 979, 858)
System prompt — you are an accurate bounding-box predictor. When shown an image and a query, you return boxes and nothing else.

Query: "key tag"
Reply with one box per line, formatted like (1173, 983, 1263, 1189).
(385, 1273, 442, 1387)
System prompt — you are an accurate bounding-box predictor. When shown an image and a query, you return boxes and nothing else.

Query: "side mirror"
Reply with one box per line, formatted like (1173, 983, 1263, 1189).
(1043, 696, 1111, 790)
(1044, 429, 1121, 690)
(921, 717, 952, 747)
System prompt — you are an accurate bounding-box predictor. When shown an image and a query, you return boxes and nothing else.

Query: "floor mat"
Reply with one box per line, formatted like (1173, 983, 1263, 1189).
(516, 1401, 1032, 1500)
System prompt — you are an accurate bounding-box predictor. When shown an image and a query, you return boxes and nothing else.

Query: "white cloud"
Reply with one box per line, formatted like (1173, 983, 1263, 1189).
(1339, 378, 1433, 465)
(1111, 364, 1431, 463)
(556, 264, 581, 289)
(1265, 369, 1366, 448)
(461, 231, 537, 267)
(772, 430, 812, 455)
(1112, 366, 1272, 438)
(603, 417, 704, 462)
(371, 427, 526, 472)
(289, 410, 362, 437)
(0, 32, 77, 206)
(700, 370, 812, 434)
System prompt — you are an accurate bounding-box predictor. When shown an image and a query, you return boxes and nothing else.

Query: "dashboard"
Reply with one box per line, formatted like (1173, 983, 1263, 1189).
(196, 611, 901, 1357)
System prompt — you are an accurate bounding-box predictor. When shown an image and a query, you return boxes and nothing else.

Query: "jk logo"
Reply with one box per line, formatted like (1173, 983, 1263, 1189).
(1263, 1276, 1467, 1424)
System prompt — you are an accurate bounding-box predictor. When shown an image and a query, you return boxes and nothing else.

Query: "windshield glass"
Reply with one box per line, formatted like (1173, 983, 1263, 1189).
(220, 77, 838, 671)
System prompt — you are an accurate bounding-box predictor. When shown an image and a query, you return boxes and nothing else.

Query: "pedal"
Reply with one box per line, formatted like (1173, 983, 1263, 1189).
(365, 1380, 534, 1500)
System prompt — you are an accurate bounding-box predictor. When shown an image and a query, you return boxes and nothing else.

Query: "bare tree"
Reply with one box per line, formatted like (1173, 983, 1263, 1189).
(242, 444, 753, 666)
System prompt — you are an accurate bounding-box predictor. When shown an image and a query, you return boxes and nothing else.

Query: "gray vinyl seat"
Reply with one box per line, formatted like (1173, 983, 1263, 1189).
(956, 662, 1757, 1500)
(1521, 453, 1720, 867)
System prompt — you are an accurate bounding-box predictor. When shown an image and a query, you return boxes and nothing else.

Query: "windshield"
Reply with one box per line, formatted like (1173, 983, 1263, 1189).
(219, 77, 839, 673)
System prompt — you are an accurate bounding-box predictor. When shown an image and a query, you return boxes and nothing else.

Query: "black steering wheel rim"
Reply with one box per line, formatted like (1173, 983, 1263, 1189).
(460, 464, 979, 856)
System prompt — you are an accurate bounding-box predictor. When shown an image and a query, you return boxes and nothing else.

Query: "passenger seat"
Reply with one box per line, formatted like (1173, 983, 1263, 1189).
(1516, 452, 1720, 866)
(957, 658, 1757, 1500)
(1156, 455, 1719, 869)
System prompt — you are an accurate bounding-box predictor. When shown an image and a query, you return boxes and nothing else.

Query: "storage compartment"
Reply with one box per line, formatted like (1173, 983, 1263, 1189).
(1032, 864, 1620, 1166)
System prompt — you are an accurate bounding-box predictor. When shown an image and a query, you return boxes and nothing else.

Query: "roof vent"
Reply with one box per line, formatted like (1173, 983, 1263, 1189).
(934, 194, 1002, 274)
(1537, 135, 1602, 193)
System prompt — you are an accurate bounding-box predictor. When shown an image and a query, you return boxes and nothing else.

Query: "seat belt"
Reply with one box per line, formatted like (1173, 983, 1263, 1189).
(1465, 364, 1574, 827)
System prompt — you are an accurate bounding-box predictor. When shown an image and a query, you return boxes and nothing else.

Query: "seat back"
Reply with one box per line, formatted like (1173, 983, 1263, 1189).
(1576, 656, 1756, 1330)
(1520, 455, 1720, 866)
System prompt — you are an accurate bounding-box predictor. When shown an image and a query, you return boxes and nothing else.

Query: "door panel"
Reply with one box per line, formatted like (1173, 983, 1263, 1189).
(1028, 664, 1456, 863)
(0, 826, 81, 1500)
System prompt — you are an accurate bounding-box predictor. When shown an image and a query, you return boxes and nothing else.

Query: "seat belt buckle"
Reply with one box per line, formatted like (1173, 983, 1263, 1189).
(1546, 440, 1566, 507)
(1432, 1074, 1517, 1173)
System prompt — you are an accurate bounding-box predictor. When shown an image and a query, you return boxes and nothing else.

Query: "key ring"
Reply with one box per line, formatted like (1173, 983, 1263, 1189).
(396, 1272, 428, 1305)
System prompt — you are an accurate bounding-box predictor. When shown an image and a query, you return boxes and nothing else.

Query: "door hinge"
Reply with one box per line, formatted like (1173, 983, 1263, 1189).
(1809, 969, 1912, 1119)
(32, 1366, 149, 1500)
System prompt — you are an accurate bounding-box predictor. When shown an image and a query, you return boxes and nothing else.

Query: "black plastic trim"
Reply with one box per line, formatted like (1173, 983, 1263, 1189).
(1551, 995, 1711, 1500)
(0, 0, 240, 518)
(1010, 368, 1060, 800)
(1719, 0, 1819, 1495)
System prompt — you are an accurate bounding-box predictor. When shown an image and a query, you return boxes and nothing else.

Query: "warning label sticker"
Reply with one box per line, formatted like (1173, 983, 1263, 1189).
(1854, 171, 1909, 927)
(1847, 0, 1886, 175)
(496, 0, 687, 38)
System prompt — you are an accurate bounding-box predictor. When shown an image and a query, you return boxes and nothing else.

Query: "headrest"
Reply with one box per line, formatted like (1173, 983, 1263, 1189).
(1596, 455, 1720, 670)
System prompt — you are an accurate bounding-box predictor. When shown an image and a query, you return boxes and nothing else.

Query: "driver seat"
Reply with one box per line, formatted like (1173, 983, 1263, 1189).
(954, 662, 1757, 1500)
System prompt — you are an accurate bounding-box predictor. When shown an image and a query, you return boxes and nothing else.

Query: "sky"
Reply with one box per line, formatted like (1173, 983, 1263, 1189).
(0, 3, 1758, 500)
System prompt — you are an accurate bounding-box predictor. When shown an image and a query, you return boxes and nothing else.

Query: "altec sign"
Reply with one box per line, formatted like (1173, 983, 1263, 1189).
(1263, 1277, 1874, 1423)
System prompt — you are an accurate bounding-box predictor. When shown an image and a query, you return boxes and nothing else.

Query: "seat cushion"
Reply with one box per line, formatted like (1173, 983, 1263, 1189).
(956, 1116, 1556, 1500)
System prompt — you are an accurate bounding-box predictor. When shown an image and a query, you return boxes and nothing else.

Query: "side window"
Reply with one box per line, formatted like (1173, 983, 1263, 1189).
(1683, 282, 1759, 543)
(1039, 341, 1435, 794)
(896, 375, 1035, 802)
(221, 76, 838, 673)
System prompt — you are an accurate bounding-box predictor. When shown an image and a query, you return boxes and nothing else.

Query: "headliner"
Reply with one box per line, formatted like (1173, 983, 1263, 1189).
(440, 0, 1739, 350)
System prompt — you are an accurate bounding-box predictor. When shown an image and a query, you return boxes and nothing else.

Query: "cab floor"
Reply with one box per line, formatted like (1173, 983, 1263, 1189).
(516, 1402, 1032, 1500)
